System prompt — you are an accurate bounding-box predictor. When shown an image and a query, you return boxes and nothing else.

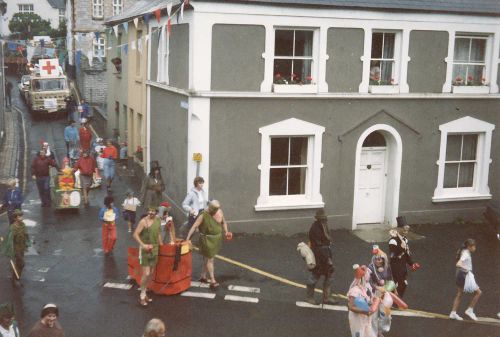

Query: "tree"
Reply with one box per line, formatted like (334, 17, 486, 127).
(51, 19, 67, 39)
(8, 13, 52, 39)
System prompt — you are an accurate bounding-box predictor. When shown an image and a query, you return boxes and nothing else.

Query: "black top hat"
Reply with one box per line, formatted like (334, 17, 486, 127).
(150, 160, 162, 170)
(396, 216, 408, 228)
(314, 209, 327, 220)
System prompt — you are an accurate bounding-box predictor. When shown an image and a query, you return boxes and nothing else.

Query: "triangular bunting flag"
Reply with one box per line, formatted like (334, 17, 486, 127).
(94, 31, 100, 40)
(113, 25, 119, 37)
(167, 18, 171, 36)
(144, 13, 152, 24)
(123, 44, 128, 55)
(123, 22, 128, 34)
(133, 17, 139, 29)
(167, 2, 173, 17)
(131, 40, 136, 50)
(155, 9, 161, 23)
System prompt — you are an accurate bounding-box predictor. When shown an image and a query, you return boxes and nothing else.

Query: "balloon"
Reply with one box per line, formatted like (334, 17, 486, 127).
(384, 280, 396, 292)
(382, 292, 393, 308)
(354, 297, 370, 312)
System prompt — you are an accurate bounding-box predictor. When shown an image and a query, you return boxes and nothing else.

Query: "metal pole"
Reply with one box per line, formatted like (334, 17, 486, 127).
(0, 13, 6, 144)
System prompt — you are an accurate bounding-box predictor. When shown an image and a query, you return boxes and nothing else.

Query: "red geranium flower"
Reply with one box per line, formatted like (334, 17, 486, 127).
(306, 75, 313, 81)
(467, 75, 473, 81)
(275, 73, 281, 79)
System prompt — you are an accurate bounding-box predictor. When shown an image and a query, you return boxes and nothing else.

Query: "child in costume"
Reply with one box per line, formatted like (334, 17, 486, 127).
(122, 191, 141, 233)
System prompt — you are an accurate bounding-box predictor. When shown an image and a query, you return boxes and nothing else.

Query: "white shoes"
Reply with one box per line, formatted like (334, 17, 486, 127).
(449, 311, 463, 321)
(465, 308, 478, 321)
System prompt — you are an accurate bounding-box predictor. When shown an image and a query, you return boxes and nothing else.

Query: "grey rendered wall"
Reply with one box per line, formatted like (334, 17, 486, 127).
(149, 87, 188, 221)
(211, 24, 265, 91)
(408, 31, 449, 93)
(209, 98, 500, 234)
(326, 28, 364, 92)
(150, 29, 159, 81)
(169, 24, 189, 89)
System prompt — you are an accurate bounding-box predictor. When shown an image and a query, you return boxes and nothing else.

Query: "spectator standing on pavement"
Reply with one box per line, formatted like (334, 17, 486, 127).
(388, 219, 419, 298)
(134, 207, 163, 306)
(140, 162, 165, 209)
(63, 120, 79, 158)
(79, 99, 91, 122)
(64, 95, 76, 121)
(78, 119, 92, 152)
(305, 209, 338, 305)
(142, 318, 166, 337)
(347, 264, 376, 337)
(102, 139, 118, 191)
(31, 149, 59, 207)
(449, 239, 482, 321)
(0, 303, 20, 337)
(0, 178, 23, 224)
(182, 176, 208, 235)
(0, 210, 30, 287)
(122, 190, 141, 233)
(5, 81, 13, 107)
(186, 200, 231, 290)
(72, 150, 97, 206)
(98, 196, 119, 255)
(27, 304, 64, 337)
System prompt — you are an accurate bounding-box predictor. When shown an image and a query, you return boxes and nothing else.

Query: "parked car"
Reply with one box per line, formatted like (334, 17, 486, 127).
(18, 75, 31, 101)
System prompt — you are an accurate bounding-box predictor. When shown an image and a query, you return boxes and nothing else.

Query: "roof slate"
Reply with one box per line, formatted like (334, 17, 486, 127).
(47, 0, 65, 10)
(105, 0, 173, 25)
(200, 0, 500, 15)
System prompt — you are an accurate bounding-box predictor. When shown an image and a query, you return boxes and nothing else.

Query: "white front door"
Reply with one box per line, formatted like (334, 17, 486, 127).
(357, 147, 387, 224)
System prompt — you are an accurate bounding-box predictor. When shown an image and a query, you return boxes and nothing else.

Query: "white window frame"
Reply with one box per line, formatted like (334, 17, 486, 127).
(112, 0, 123, 16)
(58, 8, 65, 23)
(433, 116, 494, 202)
(92, 0, 104, 19)
(256, 118, 324, 211)
(18, 4, 34, 14)
(93, 37, 106, 58)
(368, 30, 402, 94)
(157, 27, 169, 84)
(450, 34, 493, 94)
(271, 27, 319, 94)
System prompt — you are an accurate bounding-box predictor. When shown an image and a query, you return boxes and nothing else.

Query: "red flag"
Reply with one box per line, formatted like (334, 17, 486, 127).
(167, 18, 171, 36)
(154, 9, 161, 23)
(184, 0, 189, 5)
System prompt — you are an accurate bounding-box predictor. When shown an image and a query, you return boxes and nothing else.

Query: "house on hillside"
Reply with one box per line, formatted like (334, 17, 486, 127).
(1, 0, 66, 36)
(111, 0, 500, 234)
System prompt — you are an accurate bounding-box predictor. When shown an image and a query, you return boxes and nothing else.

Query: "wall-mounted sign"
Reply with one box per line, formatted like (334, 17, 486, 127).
(180, 101, 189, 110)
(193, 153, 202, 162)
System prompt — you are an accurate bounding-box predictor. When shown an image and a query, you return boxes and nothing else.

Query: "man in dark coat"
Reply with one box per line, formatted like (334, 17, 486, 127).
(306, 209, 337, 305)
(31, 149, 59, 207)
(388, 219, 419, 298)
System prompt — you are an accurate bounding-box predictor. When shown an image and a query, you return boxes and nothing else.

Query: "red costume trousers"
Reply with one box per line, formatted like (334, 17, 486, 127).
(102, 222, 117, 253)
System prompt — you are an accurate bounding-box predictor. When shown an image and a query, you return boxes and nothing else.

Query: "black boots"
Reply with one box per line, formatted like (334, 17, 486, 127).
(306, 284, 318, 305)
(322, 284, 338, 305)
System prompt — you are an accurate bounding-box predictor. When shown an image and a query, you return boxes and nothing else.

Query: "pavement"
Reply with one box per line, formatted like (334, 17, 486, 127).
(0, 75, 499, 336)
(0, 102, 23, 201)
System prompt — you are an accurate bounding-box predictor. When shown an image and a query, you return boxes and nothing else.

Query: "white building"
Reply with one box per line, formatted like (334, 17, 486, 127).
(1, 0, 65, 36)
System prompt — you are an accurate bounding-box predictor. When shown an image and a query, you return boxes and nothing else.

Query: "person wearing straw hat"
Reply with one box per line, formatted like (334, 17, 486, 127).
(0, 303, 20, 337)
(27, 303, 64, 337)
(305, 209, 338, 305)
(0, 209, 30, 287)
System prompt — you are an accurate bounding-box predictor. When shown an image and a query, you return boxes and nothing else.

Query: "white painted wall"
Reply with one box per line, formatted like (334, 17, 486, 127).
(2, 0, 63, 36)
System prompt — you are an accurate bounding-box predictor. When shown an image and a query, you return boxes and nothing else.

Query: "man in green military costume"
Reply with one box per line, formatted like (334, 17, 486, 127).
(133, 207, 163, 306)
(0, 209, 30, 287)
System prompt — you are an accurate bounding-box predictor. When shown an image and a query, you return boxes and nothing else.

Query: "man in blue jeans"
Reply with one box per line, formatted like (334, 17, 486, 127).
(31, 150, 59, 207)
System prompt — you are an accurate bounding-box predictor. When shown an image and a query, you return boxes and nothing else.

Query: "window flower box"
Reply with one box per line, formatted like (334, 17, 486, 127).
(273, 84, 317, 94)
(369, 85, 399, 94)
(452, 86, 489, 94)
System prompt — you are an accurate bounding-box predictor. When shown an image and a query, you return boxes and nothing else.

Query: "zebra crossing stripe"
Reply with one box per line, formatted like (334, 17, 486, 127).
(181, 291, 216, 299)
(224, 295, 259, 303)
(296, 301, 348, 311)
(228, 285, 260, 293)
(103, 282, 133, 290)
(190, 281, 210, 288)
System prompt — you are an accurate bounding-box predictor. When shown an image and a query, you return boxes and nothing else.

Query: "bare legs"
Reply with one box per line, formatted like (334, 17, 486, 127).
(140, 266, 152, 304)
(451, 288, 463, 312)
(201, 256, 217, 287)
(451, 287, 482, 320)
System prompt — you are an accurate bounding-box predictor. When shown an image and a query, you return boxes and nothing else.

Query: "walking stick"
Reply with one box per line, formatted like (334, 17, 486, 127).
(10, 259, 20, 280)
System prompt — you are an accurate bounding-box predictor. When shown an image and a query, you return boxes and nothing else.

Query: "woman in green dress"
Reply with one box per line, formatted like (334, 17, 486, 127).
(186, 200, 231, 290)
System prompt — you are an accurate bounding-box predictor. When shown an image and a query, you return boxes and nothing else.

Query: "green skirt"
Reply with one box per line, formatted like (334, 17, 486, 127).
(199, 232, 222, 258)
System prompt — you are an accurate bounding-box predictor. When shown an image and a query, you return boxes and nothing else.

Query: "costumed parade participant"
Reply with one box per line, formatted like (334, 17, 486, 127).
(449, 239, 482, 321)
(0, 210, 30, 287)
(388, 218, 420, 298)
(133, 207, 163, 306)
(0, 178, 23, 224)
(0, 303, 20, 337)
(101, 139, 118, 190)
(347, 264, 377, 337)
(158, 201, 175, 244)
(98, 196, 119, 255)
(72, 150, 96, 206)
(186, 200, 232, 290)
(27, 304, 64, 337)
(305, 209, 337, 305)
(78, 119, 92, 152)
(141, 161, 165, 209)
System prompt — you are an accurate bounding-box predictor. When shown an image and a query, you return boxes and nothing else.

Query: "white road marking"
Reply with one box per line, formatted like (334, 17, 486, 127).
(224, 295, 259, 303)
(181, 291, 216, 299)
(24, 219, 37, 227)
(32, 276, 45, 282)
(93, 248, 103, 257)
(53, 249, 62, 256)
(190, 281, 210, 288)
(391, 310, 434, 318)
(228, 285, 260, 293)
(477, 317, 500, 324)
(29, 200, 41, 205)
(296, 301, 348, 311)
(38, 267, 50, 273)
(103, 282, 133, 290)
(25, 246, 39, 256)
(322, 304, 348, 311)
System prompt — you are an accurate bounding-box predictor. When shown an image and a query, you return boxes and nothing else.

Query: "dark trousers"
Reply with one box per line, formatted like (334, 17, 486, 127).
(13, 251, 25, 278)
(6, 93, 11, 106)
(35, 176, 51, 206)
(394, 275, 407, 298)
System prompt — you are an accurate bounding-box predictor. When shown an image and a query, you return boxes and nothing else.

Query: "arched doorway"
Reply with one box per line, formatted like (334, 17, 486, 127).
(352, 125, 402, 229)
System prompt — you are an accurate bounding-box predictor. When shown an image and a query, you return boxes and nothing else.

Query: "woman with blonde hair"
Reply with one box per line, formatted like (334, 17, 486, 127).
(186, 200, 232, 289)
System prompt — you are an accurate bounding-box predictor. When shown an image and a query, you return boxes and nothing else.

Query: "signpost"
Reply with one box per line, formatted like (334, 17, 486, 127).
(193, 153, 202, 177)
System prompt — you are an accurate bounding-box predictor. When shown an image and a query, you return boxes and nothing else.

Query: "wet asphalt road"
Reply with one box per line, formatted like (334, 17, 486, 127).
(0, 76, 499, 337)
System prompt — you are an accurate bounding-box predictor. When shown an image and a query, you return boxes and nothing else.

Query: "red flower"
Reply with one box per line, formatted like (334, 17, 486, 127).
(275, 73, 281, 79)
(467, 75, 473, 81)
(306, 75, 313, 81)
(136, 146, 143, 152)
(455, 75, 463, 81)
